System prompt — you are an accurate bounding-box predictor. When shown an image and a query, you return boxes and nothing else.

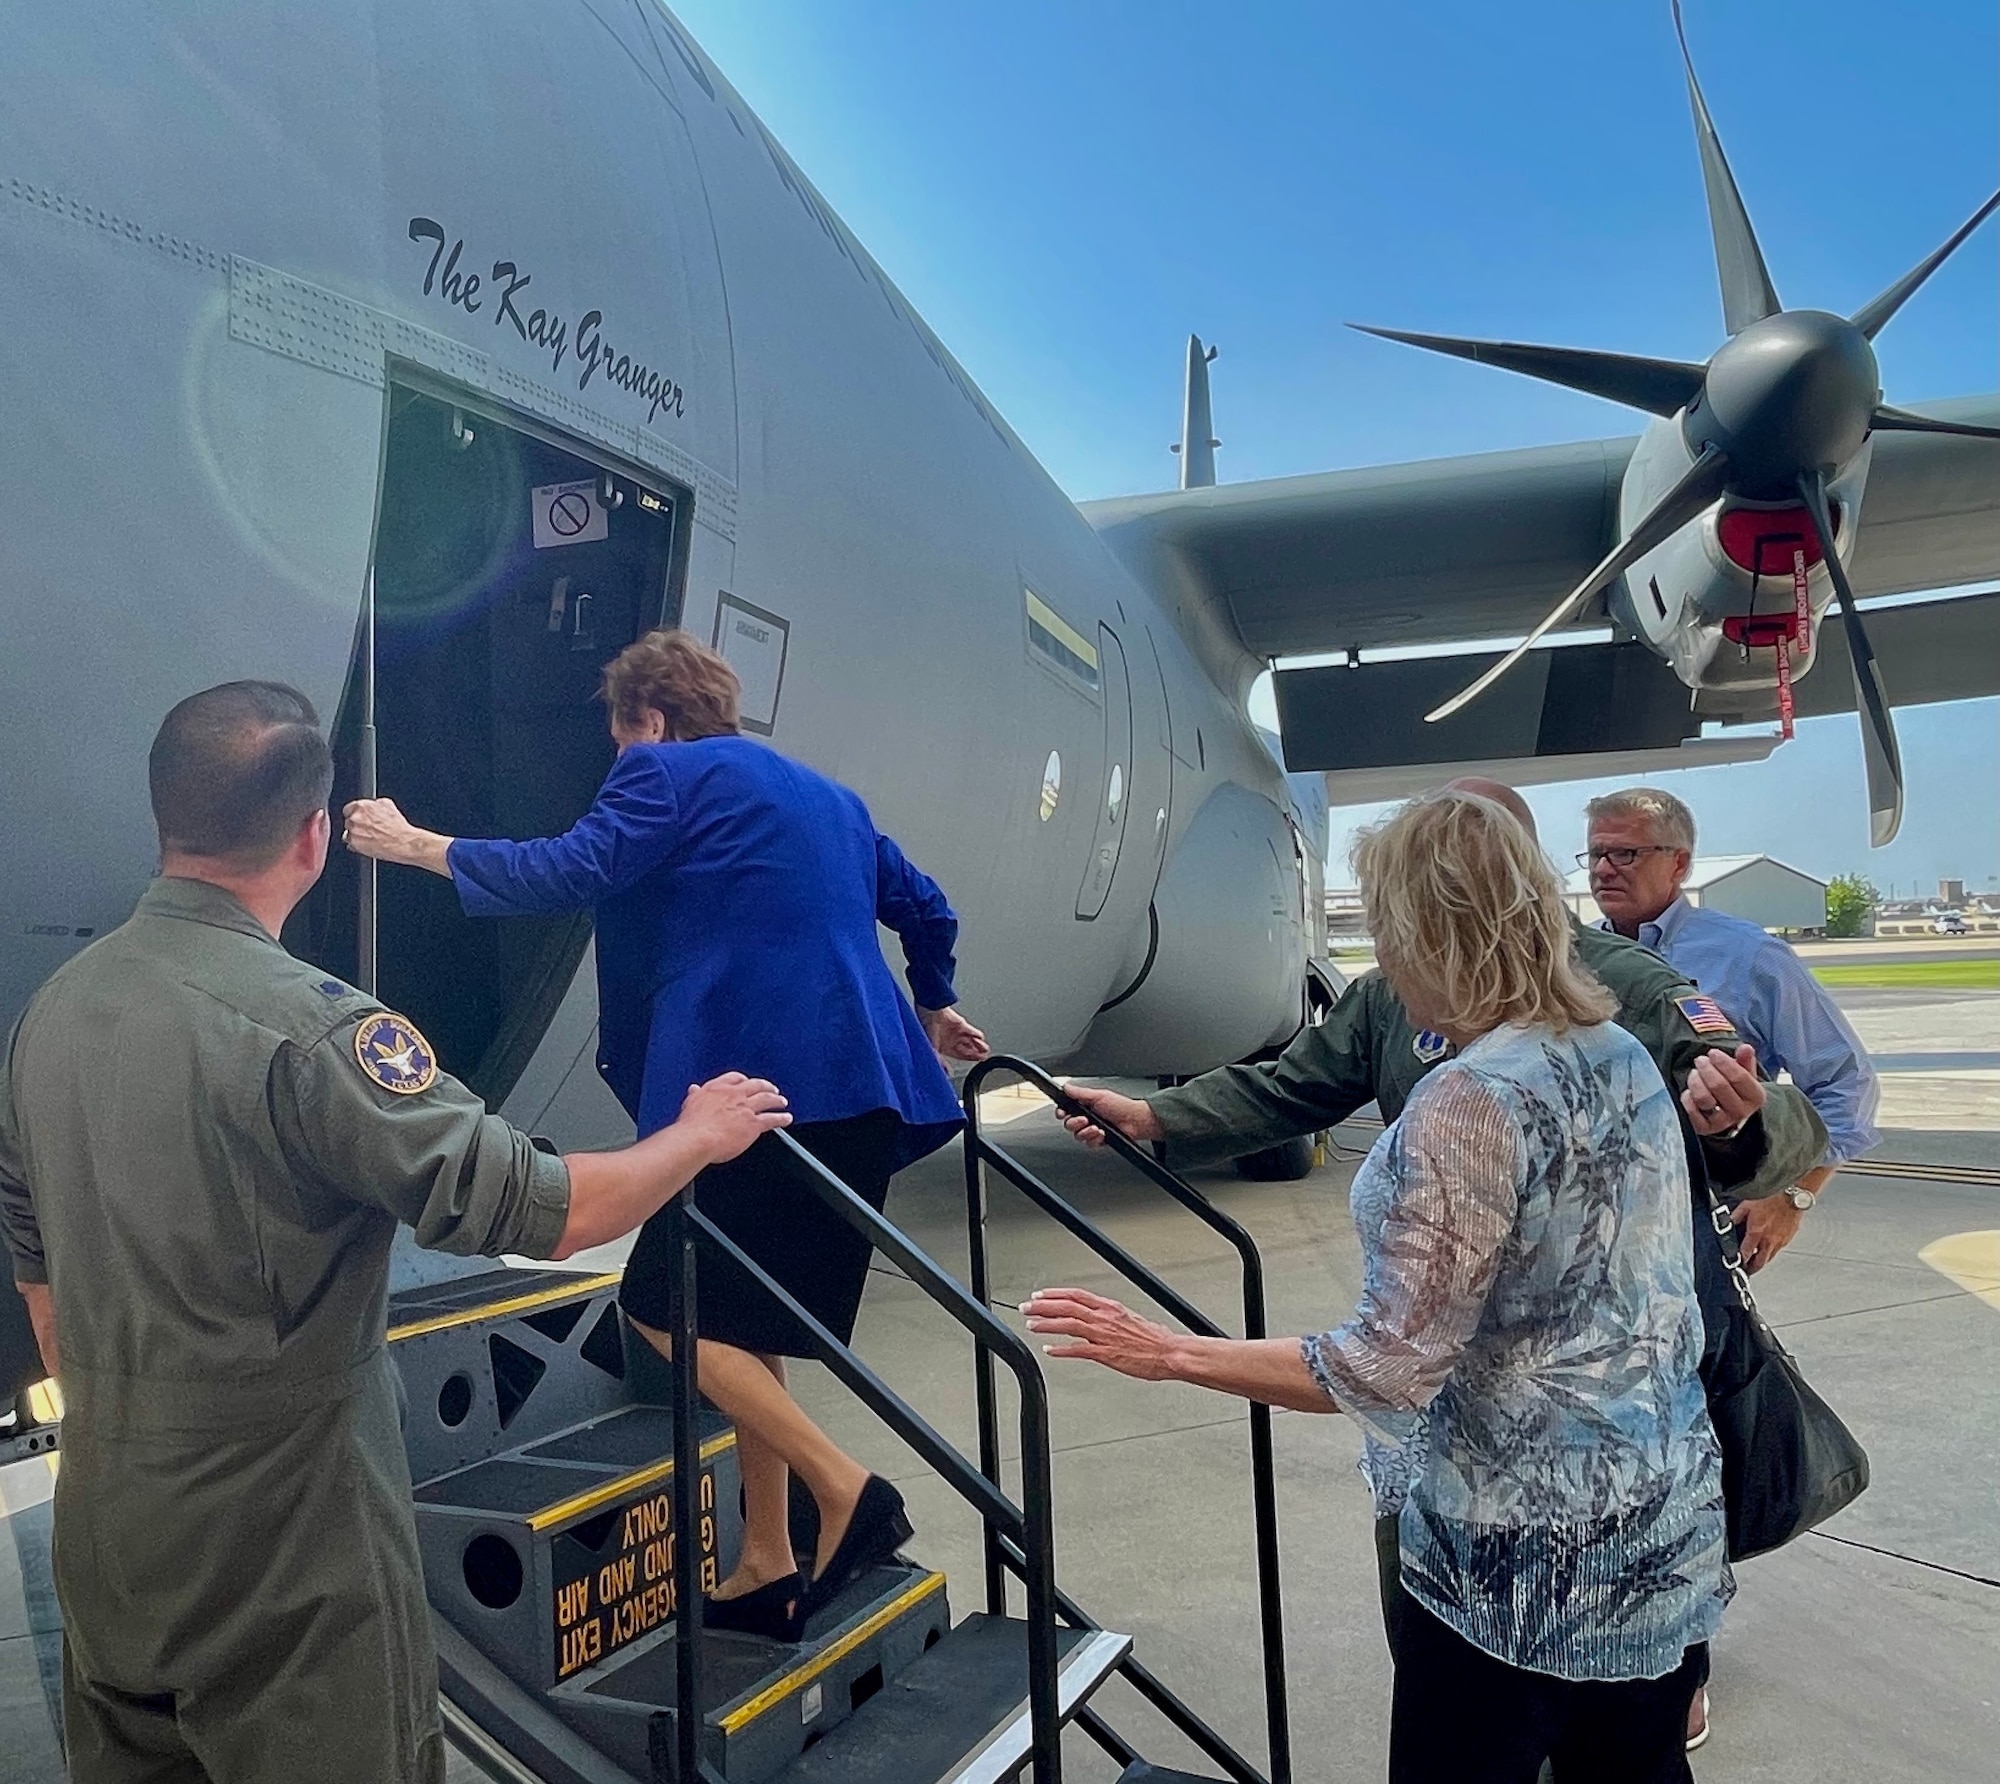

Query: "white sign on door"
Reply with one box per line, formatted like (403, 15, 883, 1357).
(712, 594, 790, 736)
(531, 480, 609, 549)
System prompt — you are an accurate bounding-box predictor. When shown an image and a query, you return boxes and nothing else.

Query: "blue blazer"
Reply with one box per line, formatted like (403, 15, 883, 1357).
(447, 737, 964, 1168)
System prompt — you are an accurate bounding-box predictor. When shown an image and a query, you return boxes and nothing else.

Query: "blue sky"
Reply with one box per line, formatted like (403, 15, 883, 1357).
(670, 0, 1997, 890)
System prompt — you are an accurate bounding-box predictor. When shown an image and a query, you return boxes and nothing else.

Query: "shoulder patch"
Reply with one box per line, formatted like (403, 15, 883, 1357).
(353, 1012, 440, 1094)
(316, 979, 349, 999)
(1674, 994, 1735, 1036)
(1412, 1029, 1453, 1064)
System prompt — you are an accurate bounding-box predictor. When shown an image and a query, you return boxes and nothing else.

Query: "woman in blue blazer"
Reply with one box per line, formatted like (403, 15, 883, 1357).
(345, 629, 985, 1640)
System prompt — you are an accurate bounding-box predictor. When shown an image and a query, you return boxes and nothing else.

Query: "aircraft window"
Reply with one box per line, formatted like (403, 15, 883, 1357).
(1039, 751, 1062, 821)
(1025, 590, 1100, 695)
(1106, 763, 1124, 822)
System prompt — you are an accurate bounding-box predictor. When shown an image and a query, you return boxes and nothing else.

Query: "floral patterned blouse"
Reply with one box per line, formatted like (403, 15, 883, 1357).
(1302, 1019, 1731, 1681)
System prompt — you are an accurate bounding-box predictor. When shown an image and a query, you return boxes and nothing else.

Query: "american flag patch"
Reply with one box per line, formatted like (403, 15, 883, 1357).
(1675, 994, 1734, 1036)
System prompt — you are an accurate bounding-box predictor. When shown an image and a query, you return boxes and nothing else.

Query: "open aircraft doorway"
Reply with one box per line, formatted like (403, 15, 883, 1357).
(288, 379, 685, 1109)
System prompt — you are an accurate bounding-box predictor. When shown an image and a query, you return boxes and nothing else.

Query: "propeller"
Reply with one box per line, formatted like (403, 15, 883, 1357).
(1426, 446, 1731, 722)
(1798, 469, 1903, 844)
(1351, 2, 2000, 844)
(1671, 0, 1779, 334)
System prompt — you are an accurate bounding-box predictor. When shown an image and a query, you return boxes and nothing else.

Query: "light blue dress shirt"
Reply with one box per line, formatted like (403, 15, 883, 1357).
(1616, 895, 1880, 1164)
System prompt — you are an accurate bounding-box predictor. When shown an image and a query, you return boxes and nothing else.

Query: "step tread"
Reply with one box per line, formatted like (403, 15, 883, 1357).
(388, 1266, 622, 1342)
(411, 1404, 733, 1522)
(765, 1613, 1130, 1784)
(1116, 1766, 1234, 1784)
(557, 1562, 943, 1719)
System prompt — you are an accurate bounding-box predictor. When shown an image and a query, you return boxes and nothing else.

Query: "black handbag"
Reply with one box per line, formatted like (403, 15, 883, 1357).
(1697, 1181, 1871, 1561)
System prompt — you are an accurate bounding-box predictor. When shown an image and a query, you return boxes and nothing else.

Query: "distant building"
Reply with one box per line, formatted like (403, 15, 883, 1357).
(1323, 885, 1368, 940)
(1876, 885, 2000, 937)
(1564, 853, 1827, 934)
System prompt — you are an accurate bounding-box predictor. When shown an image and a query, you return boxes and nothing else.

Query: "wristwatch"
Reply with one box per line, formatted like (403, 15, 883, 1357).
(1783, 1185, 1817, 1212)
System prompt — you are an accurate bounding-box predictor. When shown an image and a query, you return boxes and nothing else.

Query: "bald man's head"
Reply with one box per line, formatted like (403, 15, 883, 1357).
(1443, 777, 1536, 839)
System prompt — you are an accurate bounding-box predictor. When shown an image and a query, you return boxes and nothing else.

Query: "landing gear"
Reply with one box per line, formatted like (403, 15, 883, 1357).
(1233, 1135, 1319, 1182)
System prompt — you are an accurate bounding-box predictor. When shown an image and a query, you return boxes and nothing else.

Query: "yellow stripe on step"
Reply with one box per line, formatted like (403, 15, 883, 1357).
(717, 1571, 948, 1733)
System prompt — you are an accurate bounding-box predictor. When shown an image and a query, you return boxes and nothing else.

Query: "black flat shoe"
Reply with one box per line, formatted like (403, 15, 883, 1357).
(701, 1572, 804, 1642)
(805, 1477, 913, 1614)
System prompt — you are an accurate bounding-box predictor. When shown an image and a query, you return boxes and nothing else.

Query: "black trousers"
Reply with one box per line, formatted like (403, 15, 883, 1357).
(1376, 1519, 1703, 1784)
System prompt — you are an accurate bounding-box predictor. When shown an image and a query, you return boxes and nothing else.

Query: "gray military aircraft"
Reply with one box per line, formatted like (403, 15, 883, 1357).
(1, 4, 1995, 1778)
(1, 0, 1993, 1147)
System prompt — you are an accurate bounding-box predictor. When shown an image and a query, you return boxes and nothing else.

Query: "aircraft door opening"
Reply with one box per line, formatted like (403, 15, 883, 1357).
(289, 381, 683, 1108)
(1075, 624, 1134, 920)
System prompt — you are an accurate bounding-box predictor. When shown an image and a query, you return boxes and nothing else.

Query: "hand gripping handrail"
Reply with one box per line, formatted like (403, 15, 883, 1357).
(962, 1056, 1292, 1784)
(663, 1127, 1064, 1784)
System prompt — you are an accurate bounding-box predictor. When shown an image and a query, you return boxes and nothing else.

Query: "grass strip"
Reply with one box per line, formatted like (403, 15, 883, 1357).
(1812, 960, 2000, 991)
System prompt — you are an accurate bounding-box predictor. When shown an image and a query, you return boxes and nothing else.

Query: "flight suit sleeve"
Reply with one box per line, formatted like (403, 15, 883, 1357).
(1645, 985, 1828, 1201)
(0, 1023, 44, 1288)
(271, 1022, 572, 1258)
(1146, 978, 1385, 1165)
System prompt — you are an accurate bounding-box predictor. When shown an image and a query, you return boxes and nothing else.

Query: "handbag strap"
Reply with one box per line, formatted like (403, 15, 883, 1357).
(1693, 1147, 1764, 1320)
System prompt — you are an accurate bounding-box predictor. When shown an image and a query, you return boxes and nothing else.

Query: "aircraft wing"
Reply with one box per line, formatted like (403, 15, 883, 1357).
(1079, 397, 2000, 660)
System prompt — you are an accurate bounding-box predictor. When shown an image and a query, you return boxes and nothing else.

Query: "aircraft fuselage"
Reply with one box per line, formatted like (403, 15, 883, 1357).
(0, 2, 1320, 1143)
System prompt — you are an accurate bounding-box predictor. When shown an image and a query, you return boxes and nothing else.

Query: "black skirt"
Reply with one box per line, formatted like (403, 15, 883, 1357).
(619, 1110, 902, 1357)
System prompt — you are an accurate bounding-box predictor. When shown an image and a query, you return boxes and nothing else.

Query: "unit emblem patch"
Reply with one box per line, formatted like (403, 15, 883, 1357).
(1412, 1030, 1452, 1064)
(1674, 994, 1735, 1037)
(354, 1012, 439, 1094)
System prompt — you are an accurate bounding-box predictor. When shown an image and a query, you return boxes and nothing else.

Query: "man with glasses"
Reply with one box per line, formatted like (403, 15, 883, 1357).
(1584, 787, 1879, 1274)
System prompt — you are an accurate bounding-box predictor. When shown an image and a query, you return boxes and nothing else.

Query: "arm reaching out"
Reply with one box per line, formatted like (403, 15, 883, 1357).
(1057, 1082, 1164, 1149)
(1021, 1287, 1334, 1414)
(342, 798, 453, 876)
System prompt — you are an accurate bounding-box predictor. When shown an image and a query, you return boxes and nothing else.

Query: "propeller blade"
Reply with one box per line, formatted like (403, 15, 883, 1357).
(1348, 326, 1707, 417)
(1672, 0, 1781, 334)
(1850, 191, 2000, 341)
(1798, 470, 1904, 846)
(1425, 445, 1732, 723)
(1870, 403, 2000, 441)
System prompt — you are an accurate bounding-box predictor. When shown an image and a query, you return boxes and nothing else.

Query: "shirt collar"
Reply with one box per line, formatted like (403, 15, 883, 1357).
(137, 875, 281, 945)
(1637, 894, 1694, 951)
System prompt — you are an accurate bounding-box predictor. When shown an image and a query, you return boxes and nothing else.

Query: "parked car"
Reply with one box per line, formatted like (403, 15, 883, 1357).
(1931, 912, 1969, 936)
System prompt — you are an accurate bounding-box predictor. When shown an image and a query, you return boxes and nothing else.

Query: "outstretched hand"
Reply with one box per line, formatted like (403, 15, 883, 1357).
(921, 1006, 990, 1063)
(341, 797, 418, 861)
(677, 1072, 791, 1164)
(1021, 1287, 1180, 1380)
(1057, 1082, 1162, 1149)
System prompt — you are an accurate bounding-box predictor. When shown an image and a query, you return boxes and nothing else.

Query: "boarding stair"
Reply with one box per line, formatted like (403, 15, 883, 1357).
(387, 1057, 1290, 1784)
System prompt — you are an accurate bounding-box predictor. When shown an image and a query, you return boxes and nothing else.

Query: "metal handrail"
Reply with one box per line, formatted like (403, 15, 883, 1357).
(963, 1054, 1292, 1784)
(664, 1129, 1064, 1784)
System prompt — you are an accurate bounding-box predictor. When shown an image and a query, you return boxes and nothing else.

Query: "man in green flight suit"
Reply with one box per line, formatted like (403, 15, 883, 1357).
(1061, 780, 1824, 1203)
(0, 681, 792, 1784)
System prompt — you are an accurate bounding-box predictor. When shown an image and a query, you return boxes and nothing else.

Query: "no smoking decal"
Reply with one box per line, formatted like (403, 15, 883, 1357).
(531, 480, 609, 549)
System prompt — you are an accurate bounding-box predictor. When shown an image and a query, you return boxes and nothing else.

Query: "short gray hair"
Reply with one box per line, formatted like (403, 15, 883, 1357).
(1585, 787, 1696, 852)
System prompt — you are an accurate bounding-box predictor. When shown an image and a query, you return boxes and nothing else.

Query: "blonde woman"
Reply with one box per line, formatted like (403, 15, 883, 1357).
(1026, 790, 1728, 1784)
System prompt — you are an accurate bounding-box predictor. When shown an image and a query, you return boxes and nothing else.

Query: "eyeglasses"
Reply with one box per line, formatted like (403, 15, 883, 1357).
(1578, 846, 1677, 870)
